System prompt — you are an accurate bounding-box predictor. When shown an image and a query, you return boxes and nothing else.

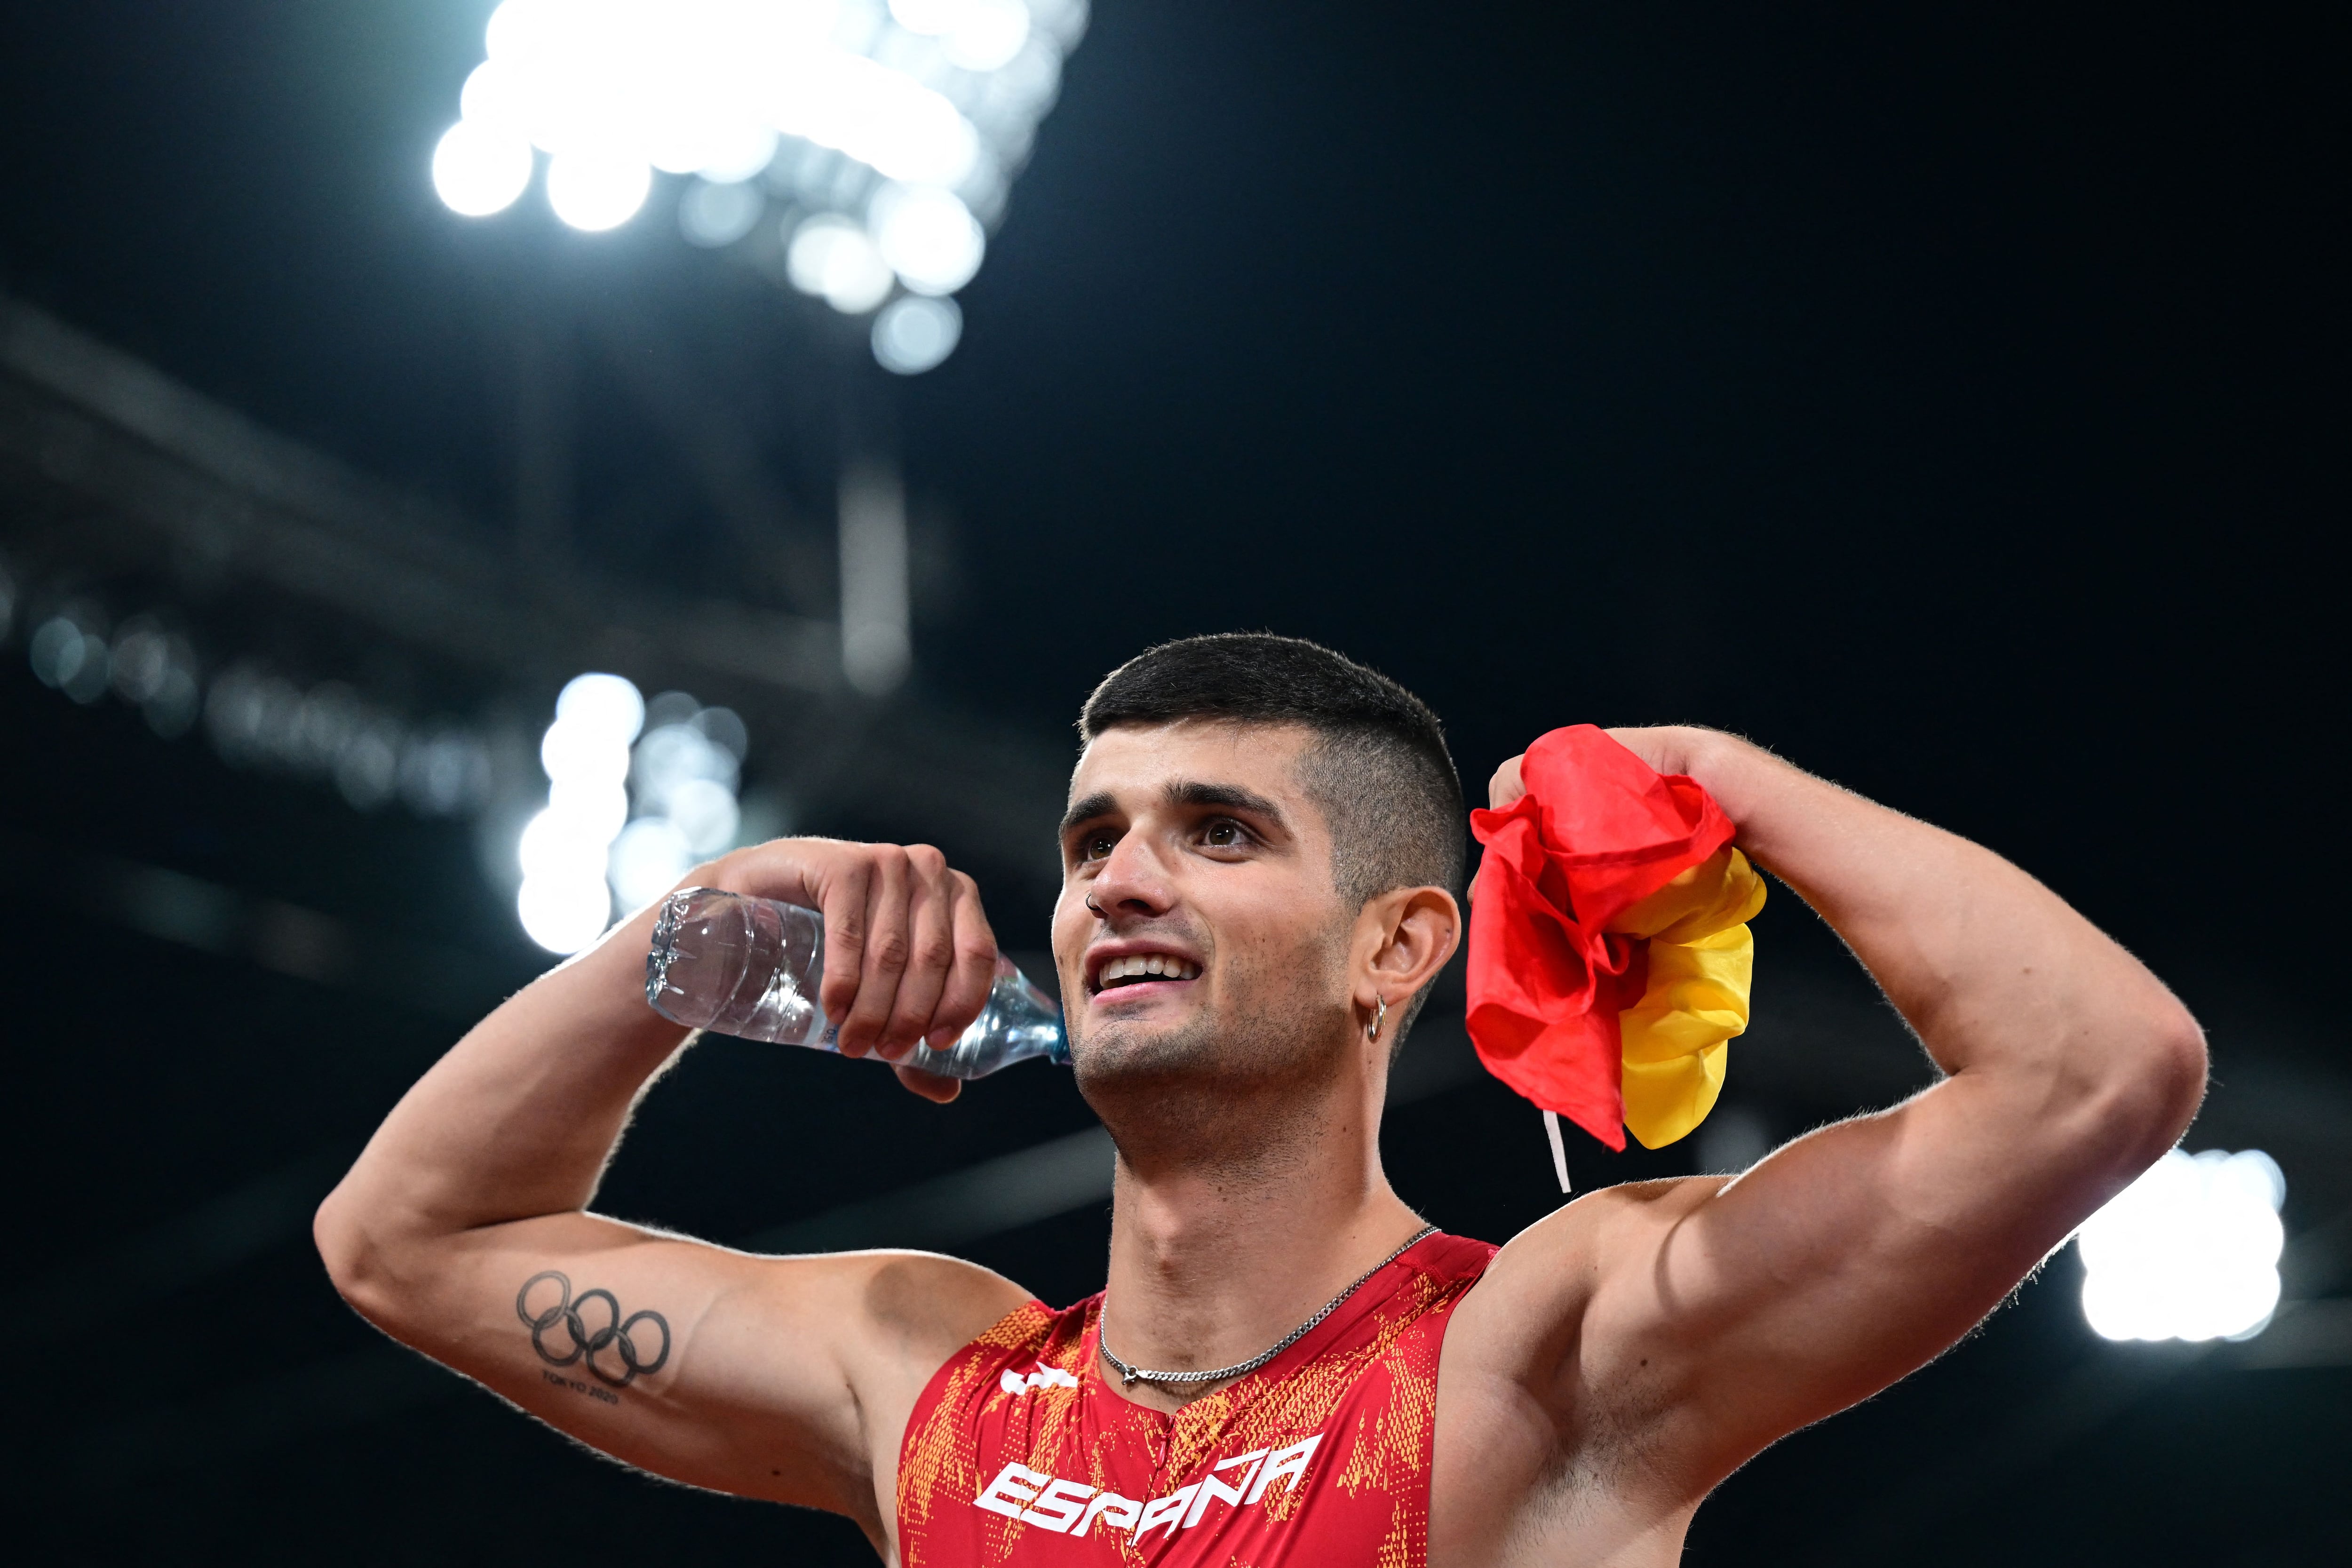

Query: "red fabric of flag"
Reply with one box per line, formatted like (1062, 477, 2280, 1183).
(1466, 725, 1737, 1151)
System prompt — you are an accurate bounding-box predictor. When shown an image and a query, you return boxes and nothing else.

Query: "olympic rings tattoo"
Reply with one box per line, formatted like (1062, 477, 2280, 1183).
(515, 1270, 672, 1388)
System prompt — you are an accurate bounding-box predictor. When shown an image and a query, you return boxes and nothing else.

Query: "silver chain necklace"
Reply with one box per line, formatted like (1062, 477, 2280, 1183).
(1098, 1226, 1437, 1389)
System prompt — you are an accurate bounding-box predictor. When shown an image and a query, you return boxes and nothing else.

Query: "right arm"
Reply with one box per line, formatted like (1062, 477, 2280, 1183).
(311, 839, 1026, 1533)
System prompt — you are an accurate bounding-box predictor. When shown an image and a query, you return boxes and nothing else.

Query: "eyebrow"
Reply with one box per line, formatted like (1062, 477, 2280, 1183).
(1060, 791, 1117, 836)
(1164, 779, 1288, 826)
(1059, 780, 1291, 838)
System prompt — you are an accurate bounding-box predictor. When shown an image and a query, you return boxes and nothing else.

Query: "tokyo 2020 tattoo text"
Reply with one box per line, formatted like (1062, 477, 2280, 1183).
(516, 1270, 672, 1394)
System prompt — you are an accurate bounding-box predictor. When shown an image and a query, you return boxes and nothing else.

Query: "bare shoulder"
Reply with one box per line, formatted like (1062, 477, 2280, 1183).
(1446, 1176, 1728, 1383)
(710, 1248, 1031, 1533)
(1431, 1179, 1732, 1563)
(819, 1249, 1035, 1465)
(838, 1248, 1036, 1368)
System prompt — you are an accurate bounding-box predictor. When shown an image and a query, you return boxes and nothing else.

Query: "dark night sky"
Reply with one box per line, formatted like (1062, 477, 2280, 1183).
(2, 3, 2345, 1563)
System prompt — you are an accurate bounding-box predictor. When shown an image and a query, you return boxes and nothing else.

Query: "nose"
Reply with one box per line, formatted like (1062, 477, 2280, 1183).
(1088, 824, 1177, 923)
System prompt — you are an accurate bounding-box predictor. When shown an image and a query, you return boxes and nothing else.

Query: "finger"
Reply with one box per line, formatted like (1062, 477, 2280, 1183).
(714, 838, 817, 907)
(812, 850, 873, 1032)
(925, 872, 1000, 1051)
(893, 1062, 962, 1104)
(1488, 755, 1527, 809)
(837, 851, 912, 1058)
(878, 846, 957, 1057)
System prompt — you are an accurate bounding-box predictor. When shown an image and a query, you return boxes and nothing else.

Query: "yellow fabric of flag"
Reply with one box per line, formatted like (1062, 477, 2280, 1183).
(1606, 846, 1767, 1149)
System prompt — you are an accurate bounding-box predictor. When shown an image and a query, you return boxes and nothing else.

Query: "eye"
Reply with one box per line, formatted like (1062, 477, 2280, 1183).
(1201, 819, 1247, 849)
(1080, 832, 1117, 861)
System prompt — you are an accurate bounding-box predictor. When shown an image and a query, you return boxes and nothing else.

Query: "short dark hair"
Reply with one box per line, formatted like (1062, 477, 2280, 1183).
(1080, 634, 1465, 1025)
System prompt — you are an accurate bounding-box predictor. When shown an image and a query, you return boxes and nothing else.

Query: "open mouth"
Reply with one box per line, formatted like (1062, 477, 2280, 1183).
(1089, 953, 1203, 995)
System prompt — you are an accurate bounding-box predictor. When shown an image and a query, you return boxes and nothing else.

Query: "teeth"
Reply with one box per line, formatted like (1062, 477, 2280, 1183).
(1095, 953, 1200, 987)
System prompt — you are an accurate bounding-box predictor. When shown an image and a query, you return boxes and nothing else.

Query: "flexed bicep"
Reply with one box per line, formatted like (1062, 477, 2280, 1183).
(1497, 729, 2203, 1497)
(1581, 1076, 2114, 1480)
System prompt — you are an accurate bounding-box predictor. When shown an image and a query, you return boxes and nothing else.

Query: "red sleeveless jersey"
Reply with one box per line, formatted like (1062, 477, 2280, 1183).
(895, 1232, 1495, 1567)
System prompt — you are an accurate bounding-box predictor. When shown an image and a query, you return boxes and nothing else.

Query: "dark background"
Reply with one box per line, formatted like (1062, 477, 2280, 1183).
(3, 2, 2345, 1563)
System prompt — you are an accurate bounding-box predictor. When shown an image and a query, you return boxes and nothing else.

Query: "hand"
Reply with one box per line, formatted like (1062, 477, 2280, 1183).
(1488, 726, 1731, 809)
(707, 838, 998, 1103)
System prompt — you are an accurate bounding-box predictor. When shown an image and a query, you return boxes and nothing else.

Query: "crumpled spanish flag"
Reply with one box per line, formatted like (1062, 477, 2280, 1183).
(1467, 725, 1766, 1156)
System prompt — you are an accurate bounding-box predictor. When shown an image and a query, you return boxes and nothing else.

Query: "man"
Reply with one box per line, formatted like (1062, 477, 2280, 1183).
(316, 634, 2206, 1565)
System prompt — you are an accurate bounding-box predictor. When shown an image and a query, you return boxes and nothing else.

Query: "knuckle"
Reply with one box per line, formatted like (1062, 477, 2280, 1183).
(869, 931, 912, 971)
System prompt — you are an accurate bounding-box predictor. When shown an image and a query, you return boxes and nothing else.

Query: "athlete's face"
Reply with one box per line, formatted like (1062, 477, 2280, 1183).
(1054, 721, 1355, 1090)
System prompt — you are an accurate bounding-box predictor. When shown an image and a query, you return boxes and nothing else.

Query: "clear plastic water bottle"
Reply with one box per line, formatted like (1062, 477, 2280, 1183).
(645, 887, 1068, 1079)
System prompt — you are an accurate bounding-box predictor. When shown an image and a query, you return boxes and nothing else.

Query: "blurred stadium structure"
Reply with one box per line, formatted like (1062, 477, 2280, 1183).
(0, 292, 1070, 954)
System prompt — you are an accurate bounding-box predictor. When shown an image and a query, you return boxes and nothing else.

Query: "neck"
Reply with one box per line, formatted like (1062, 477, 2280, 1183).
(1090, 1047, 1424, 1411)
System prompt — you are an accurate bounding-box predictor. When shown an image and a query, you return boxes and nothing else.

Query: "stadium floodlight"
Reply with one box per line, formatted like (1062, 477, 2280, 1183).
(870, 182, 985, 295)
(432, 0, 1089, 372)
(519, 676, 755, 943)
(872, 294, 962, 374)
(545, 149, 654, 231)
(787, 215, 898, 312)
(2076, 1147, 2287, 1344)
(433, 120, 534, 215)
(519, 672, 647, 954)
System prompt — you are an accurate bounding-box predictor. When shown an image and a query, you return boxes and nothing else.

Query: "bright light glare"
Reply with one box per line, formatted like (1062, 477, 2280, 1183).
(666, 777, 743, 856)
(945, 0, 1033, 72)
(787, 216, 896, 313)
(460, 60, 529, 137)
(540, 723, 631, 787)
(432, 121, 534, 216)
(467, 0, 985, 193)
(547, 778, 631, 844)
(518, 807, 613, 883)
(484, 0, 562, 67)
(555, 672, 645, 743)
(518, 874, 614, 954)
(1028, 0, 1089, 46)
(611, 817, 695, 910)
(679, 179, 766, 247)
(872, 294, 963, 374)
(697, 123, 780, 184)
(889, 0, 968, 32)
(546, 150, 652, 231)
(631, 721, 739, 815)
(884, 0, 1035, 69)
(870, 184, 984, 294)
(445, 0, 1076, 307)
(516, 671, 650, 949)
(612, 700, 746, 904)
(2077, 1148, 2285, 1343)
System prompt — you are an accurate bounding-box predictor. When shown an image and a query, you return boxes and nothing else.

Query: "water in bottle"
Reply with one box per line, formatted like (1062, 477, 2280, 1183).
(645, 887, 1068, 1079)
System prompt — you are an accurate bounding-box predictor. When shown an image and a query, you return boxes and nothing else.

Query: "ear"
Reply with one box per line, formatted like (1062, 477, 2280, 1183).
(1354, 885, 1462, 1017)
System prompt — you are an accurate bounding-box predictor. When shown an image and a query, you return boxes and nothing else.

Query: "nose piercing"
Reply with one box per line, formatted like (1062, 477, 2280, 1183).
(1085, 894, 1106, 918)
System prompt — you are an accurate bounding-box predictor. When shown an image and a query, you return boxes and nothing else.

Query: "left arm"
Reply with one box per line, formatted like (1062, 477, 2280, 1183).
(1471, 726, 2206, 1497)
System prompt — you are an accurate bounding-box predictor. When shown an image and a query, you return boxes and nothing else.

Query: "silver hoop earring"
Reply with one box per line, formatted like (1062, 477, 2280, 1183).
(1367, 995, 1389, 1042)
